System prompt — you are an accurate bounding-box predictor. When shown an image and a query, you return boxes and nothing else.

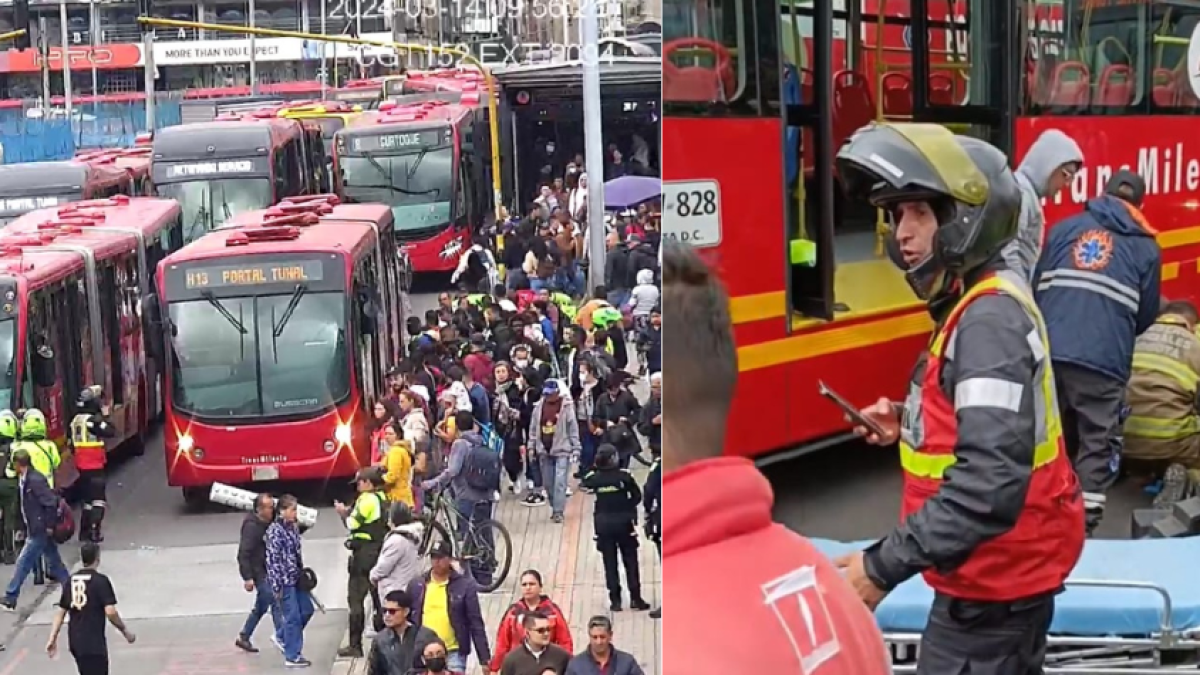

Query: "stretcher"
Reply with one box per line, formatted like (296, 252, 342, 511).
(813, 538, 1200, 673)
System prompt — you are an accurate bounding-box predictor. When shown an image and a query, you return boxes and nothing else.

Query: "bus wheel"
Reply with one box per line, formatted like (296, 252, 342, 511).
(182, 487, 209, 511)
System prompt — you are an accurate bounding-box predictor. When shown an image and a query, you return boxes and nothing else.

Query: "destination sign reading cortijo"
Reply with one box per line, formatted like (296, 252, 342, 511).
(348, 129, 445, 154)
(184, 260, 325, 290)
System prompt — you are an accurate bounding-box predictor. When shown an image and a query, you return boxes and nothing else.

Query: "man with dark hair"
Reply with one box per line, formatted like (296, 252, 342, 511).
(46, 542, 135, 675)
(407, 541, 491, 673)
(366, 589, 439, 675)
(564, 615, 640, 675)
(2, 449, 69, 612)
(236, 492, 282, 653)
(500, 608, 571, 675)
(660, 241, 890, 674)
(1123, 299, 1200, 503)
(1035, 168, 1161, 535)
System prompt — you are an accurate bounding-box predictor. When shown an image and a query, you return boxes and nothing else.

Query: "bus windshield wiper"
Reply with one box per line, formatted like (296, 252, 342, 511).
(362, 153, 395, 188)
(215, 181, 233, 223)
(201, 290, 247, 335)
(405, 148, 428, 180)
(273, 284, 308, 339)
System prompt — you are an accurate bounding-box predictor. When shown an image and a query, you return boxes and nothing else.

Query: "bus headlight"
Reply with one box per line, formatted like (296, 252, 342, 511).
(178, 434, 194, 454)
(334, 424, 352, 446)
(323, 440, 336, 453)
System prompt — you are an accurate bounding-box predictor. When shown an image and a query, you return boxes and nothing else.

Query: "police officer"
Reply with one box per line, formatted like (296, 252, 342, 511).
(580, 444, 650, 613)
(0, 410, 18, 563)
(7, 409, 60, 489)
(335, 467, 388, 658)
(832, 123, 1085, 674)
(72, 386, 116, 543)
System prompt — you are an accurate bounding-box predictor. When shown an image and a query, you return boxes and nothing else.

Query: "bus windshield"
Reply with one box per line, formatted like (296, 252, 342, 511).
(158, 179, 273, 243)
(167, 291, 350, 419)
(339, 147, 453, 232)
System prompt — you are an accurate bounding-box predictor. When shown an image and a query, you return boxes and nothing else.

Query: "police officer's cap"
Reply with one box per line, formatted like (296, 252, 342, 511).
(350, 466, 384, 487)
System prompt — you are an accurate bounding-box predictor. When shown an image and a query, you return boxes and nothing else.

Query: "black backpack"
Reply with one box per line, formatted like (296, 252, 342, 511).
(462, 435, 501, 492)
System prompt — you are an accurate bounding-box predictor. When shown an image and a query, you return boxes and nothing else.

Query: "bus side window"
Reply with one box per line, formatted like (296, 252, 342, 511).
(287, 139, 304, 197)
(99, 261, 123, 405)
(24, 288, 57, 409)
(54, 279, 85, 415)
(273, 149, 289, 202)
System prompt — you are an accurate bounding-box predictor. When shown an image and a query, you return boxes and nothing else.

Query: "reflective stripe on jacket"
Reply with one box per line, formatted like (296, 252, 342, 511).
(900, 272, 1083, 601)
(71, 414, 106, 471)
(347, 491, 387, 542)
(1124, 316, 1200, 460)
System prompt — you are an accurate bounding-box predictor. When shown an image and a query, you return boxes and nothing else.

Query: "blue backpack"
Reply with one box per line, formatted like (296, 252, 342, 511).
(463, 430, 502, 492)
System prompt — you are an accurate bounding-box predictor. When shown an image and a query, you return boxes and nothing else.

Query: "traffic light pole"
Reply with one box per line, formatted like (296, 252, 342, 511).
(138, 16, 506, 222)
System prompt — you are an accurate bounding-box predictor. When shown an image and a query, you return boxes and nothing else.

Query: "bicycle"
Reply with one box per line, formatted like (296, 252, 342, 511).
(417, 488, 513, 593)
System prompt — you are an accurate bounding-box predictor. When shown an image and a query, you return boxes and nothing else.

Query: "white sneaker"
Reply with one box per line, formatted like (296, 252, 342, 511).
(565, 486, 574, 497)
(271, 634, 285, 654)
(513, 476, 524, 496)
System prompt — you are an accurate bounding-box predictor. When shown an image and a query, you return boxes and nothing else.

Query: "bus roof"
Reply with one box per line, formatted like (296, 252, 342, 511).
(0, 244, 85, 289)
(151, 117, 300, 161)
(0, 160, 127, 195)
(76, 147, 153, 178)
(166, 194, 390, 265)
(342, 99, 474, 135)
(0, 196, 182, 261)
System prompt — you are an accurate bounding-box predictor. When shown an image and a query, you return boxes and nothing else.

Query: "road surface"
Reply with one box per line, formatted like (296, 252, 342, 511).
(0, 288, 445, 675)
(765, 440, 1157, 542)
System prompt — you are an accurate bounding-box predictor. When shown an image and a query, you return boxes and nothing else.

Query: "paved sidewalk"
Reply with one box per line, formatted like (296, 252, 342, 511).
(331, 468, 662, 675)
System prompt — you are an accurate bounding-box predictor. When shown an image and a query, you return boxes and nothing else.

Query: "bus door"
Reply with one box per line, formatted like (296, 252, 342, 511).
(338, 215, 401, 362)
(93, 225, 156, 429)
(272, 135, 307, 203)
(45, 245, 105, 416)
(304, 126, 330, 193)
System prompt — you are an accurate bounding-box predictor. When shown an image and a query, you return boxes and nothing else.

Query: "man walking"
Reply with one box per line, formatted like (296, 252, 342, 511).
(2, 449, 69, 611)
(1035, 170, 1161, 534)
(528, 381, 582, 523)
(45, 542, 136, 675)
(565, 616, 642, 675)
(236, 493, 282, 653)
(0, 410, 20, 564)
(499, 609, 571, 675)
(407, 542, 491, 673)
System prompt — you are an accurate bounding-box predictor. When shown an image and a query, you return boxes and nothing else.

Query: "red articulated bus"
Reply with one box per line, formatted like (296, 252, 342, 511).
(0, 159, 135, 226)
(0, 196, 184, 485)
(334, 96, 492, 274)
(664, 0, 1195, 461)
(156, 194, 404, 505)
(76, 147, 155, 196)
(149, 116, 312, 241)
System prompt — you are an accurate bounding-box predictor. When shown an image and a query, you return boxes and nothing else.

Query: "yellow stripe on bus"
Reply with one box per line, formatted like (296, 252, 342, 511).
(738, 311, 933, 371)
(729, 291, 787, 324)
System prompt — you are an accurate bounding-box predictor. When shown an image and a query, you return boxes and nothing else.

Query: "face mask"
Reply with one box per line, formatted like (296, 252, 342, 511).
(425, 656, 447, 673)
(514, 358, 530, 369)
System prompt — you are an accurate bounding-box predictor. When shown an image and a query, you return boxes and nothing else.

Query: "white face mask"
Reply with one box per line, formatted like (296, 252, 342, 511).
(514, 358, 530, 369)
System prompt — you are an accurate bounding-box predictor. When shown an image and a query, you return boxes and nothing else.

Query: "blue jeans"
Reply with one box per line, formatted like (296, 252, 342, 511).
(525, 453, 543, 489)
(455, 498, 494, 587)
(5, 533, 68, 601)
(579, 431, 599, 475)
(607, 289, 631, 310)
(530, 277, 548, 292)
(240, 577, 283, 644)
(447, 651, 467, 672)
(276, 585, 315, 662)
(539, 454, 571, 517)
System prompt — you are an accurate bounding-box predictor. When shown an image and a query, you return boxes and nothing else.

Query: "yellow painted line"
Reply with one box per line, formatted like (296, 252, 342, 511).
(1165, 262, 1181, 280)
(1159, 226, 1200, 250)
(729, 291, 787, 324)
(738, 310, 933, 372)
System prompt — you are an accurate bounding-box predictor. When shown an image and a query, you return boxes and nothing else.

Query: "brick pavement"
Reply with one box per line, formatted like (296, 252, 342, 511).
(331, 467, 662, 675)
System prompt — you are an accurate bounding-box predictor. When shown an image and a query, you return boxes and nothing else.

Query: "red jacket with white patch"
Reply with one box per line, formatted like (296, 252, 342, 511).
(664, 457, 891, 675)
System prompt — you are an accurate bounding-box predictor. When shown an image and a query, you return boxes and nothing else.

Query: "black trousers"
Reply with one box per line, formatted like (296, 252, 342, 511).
(502, 439, 523, 483)
(347, 546, 383, 648)
(917, 591, 1055, 675)
(596, 530, 642, 604)
(73, 652, 109, 675)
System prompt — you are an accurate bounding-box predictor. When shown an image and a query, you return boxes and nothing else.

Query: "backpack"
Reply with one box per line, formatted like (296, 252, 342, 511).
(462, 434, 501, 492)
(51, 497, 75, 544)
(479, 423, 506, 455)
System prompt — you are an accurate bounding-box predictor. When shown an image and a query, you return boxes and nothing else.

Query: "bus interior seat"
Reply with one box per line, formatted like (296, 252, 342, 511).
(881, 71, 913, 116)
(1096, 64, 1134, 106)
(1153, 68, 1177, 106)
(928, 72, 956, 106)
(662, 39, 732, 103)
(833, 70, 874, 152)
(1176, 71, 1200, 109)
(1046, 61, 1091, 106)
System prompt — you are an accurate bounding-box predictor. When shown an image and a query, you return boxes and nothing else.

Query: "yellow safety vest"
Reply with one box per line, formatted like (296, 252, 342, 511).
(347, 491, 386, 542)
(7, 440, 61, 488)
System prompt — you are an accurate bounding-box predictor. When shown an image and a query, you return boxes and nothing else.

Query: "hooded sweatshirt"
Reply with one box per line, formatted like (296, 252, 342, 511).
(1002, 129, 1085, 282)
(628, 269, 660, 317)
(1034, 195, 1161, 382)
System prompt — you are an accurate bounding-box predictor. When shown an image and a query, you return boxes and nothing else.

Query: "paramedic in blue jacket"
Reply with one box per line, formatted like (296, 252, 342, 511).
(1034, 169, 1161, 536)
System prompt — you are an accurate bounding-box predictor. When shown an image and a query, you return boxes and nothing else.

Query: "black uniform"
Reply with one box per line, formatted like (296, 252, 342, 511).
(74, 409, 116, 543)
(59, 568, 118, 675)
(0, 429, 17, 563)
(580, 466, 647, 610)
(642, 458, 661, 558)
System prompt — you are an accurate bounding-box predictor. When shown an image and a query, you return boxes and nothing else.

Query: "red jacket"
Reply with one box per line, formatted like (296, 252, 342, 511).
(664, 458, 891, 675)
(488, 596, 573, 672)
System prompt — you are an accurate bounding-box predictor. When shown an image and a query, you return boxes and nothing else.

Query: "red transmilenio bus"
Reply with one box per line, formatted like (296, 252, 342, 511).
(77, 147, 155, 196)
(0, 160, 135, 226)
(149, 117, 312, 241)
(664, 0, 1200, 461)
(0, 196, 184, 485)
(334, 95, 492, 273)
(157, 194, 403, 505)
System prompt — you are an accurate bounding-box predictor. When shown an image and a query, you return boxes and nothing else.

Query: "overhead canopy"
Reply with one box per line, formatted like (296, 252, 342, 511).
(494, 58, 662, 90)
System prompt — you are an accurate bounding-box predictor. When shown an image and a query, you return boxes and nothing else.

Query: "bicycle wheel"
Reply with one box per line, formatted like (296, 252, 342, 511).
(463, 518, 513, 593)
(418, 516, 454, 557)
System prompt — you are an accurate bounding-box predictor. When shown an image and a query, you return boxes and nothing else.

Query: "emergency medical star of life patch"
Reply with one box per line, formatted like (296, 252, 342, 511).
(1072, 229, 1115, 271)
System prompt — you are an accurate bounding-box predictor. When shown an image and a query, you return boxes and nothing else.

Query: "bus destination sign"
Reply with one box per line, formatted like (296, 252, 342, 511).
(349, 129, 444, 154)
(162, 157, 271, 179)
(184, 260, 325, 290)
(0, 196, 64, 213)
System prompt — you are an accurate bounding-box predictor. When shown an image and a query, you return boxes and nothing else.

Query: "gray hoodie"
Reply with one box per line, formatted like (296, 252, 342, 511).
(424, 430, 491, 502)
(529, 394, 583, 459)
(369, 522, 424, 598)
(1001, 129, 1085, 282)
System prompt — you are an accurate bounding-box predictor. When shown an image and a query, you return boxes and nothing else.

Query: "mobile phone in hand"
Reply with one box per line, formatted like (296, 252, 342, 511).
(818, 381, 888, 437)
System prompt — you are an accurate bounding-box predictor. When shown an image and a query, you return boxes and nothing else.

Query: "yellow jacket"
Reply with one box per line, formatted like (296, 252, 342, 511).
(382, 442, 415, 508)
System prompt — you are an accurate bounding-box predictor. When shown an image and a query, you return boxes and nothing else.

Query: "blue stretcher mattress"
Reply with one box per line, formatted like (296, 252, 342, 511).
(812, 538, 1200, 637)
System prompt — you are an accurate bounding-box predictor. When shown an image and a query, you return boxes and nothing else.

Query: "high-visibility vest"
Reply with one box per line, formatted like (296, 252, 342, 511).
(347, 491, 387, 543)
(7, 439, 61, 488)
(71, 414, 107, 471)
(899, 272, 1083, 601)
